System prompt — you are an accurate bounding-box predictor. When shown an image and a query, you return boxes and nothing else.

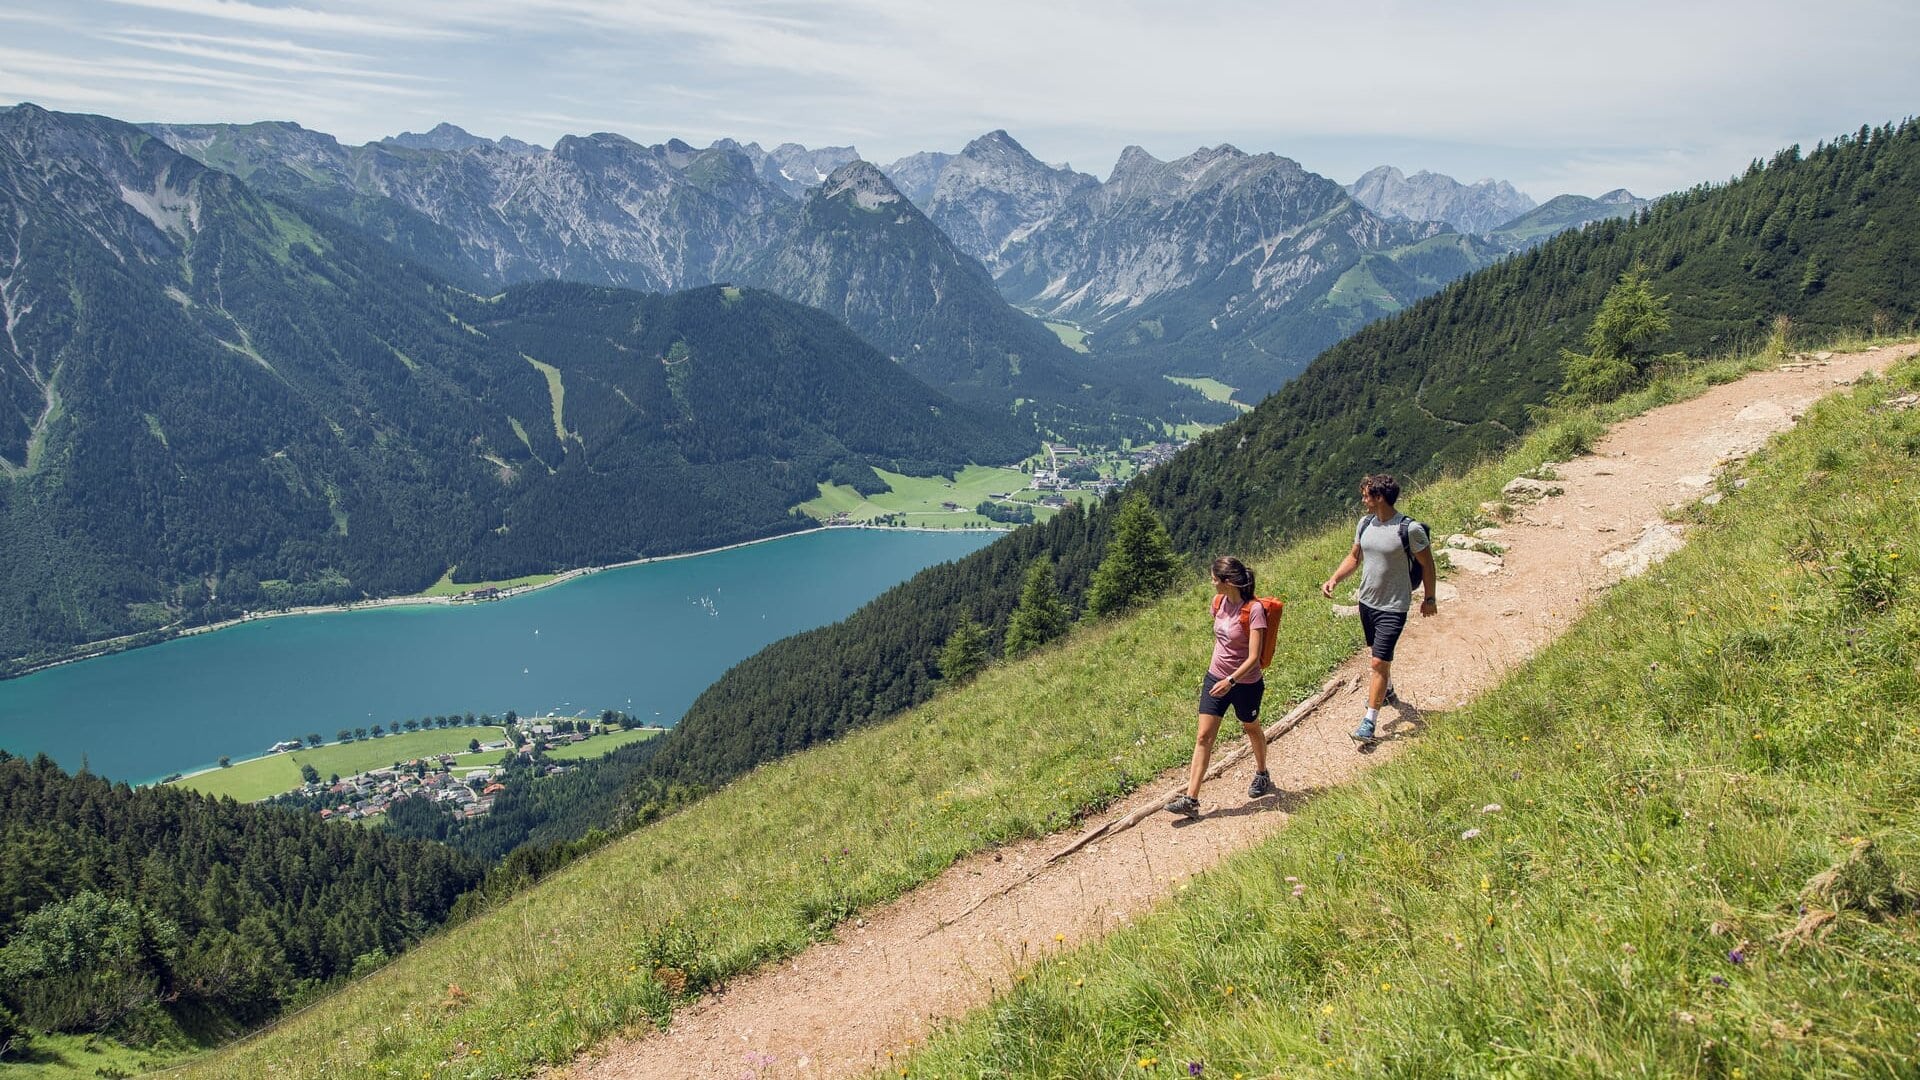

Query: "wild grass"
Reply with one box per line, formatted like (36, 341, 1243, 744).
(539, 726, 659, 762)
(1044, 320, 1092, 353)
(1165, 375, 1245, 408)
(796, 464, 1039, 527)
(419, 569, 559, 597)
(168, 338, 1914, 1079)
(174, 728, 510, 802)
(900, 357, 1920, 1078)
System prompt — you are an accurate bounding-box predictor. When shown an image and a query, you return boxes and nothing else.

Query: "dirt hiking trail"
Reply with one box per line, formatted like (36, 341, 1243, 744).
(563, 345, 1916, 1080)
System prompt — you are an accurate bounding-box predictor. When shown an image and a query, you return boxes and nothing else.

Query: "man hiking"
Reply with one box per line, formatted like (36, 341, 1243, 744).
(1320, 473, 1438, 743)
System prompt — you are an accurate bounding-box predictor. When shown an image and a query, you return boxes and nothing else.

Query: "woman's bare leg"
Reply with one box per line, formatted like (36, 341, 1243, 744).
(1186, 714, 1223, 798)
(1241, 721, 1268, 773)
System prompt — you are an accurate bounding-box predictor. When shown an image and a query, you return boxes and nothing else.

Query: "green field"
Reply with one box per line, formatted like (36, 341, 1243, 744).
(542, 726, 662, 761)
(1043, 320, 1091, 352)
(174, 727, 510, 802)
(795, 464, 1042, 528)
(1165, 374, 1247, 409)
(418, 568, 559, 597)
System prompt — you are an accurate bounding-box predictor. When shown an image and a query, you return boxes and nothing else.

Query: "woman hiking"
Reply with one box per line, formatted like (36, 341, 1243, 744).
(1165, 556, 1275, 817)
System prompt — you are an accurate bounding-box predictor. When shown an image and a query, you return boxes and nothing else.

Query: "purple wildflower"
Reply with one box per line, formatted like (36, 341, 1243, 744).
(1710, 974, 1727, 986)
(1189, 1063, 1204, 1077)
(1728, 946, 1746, 964)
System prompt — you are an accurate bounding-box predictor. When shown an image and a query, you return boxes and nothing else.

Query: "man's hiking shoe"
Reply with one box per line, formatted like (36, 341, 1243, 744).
(1247, 771, 1275, 799)
(1164, 794, 1200, 817)
(1383, 686, 1399, 706)
(1350, 717, 1377, 743)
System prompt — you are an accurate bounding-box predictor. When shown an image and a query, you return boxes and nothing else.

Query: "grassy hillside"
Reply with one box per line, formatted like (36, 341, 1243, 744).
(904, 358, 1920, 1077)
(157, 337, 1853, 1079)
(643, 120, 1920, 827)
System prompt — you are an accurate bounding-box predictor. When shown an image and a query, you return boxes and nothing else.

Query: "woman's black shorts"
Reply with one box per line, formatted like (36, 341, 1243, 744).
(1358, 604, 1407, 662)
(1198, 672, 1265, 723)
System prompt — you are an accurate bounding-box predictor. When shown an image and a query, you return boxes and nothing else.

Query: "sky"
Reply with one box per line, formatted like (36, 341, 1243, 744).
(2, 0, 1916, 200)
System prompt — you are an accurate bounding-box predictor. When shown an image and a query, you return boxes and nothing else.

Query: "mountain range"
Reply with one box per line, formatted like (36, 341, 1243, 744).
(1346, 165, 1536, 233)
(0, 104, 1031, 668)
(146, 118, 1650, 410)
(144, 119, 1219, 440)
(882, 135, 1649, 396)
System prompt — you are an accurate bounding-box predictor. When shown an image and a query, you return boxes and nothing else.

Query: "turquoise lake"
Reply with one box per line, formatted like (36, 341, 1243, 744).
(0, 529, 997, 785)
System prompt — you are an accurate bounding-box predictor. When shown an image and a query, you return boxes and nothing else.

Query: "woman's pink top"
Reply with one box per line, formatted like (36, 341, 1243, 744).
(1209, 595, 1268, 682)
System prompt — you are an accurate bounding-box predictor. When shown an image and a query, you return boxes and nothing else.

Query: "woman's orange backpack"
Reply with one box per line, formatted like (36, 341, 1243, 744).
(1212, 594, 1285, 668)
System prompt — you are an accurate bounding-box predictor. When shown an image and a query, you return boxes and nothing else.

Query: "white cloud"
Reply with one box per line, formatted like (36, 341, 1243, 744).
(99, 0, 469, 40)
(5, 0, 1916, 195)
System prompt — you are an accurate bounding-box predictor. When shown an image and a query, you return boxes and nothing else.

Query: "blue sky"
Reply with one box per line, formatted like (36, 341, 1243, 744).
(3, 0, 1915, 200)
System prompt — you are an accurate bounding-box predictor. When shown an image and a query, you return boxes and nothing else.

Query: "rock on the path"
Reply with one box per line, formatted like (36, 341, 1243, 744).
(1678, 474, 1714, 489)
(1446, 549, 1505, 575)
(1446, 534, 1501, 554)
(1735, 401, 1788, 424)
(1502, 476, 1563, 503)
(1600, 523, 1686, 579)
(1434, 582, 1460, 602)
(1332, 604, 1359, 619)
(1473, 527, 1506, 540)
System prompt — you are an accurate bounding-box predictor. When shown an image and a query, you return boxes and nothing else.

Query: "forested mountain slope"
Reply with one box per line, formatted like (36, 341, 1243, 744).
(0, 750, 482, 1049)
(642, 120, 1920, 797)
(147, 120, 1217, 436)
(0, 105, 1029, 669)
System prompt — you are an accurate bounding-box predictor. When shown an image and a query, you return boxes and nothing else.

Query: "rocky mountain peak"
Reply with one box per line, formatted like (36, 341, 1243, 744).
(1109, 145, 1163, 182)
(878, 151, 953, 205)
(819, 160, 903, 209)
(1597, 188, 1641, 204)
(1347, 164, 1537, 234)
(381, 122, 493, 153)
(961, 129, 1027, 157)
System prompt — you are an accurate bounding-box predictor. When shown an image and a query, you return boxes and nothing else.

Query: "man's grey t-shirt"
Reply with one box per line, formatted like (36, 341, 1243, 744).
(1353, 513, 1430, 614)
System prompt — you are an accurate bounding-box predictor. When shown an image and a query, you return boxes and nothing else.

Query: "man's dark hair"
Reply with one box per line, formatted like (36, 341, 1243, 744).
(1361, 473, 1401, 505)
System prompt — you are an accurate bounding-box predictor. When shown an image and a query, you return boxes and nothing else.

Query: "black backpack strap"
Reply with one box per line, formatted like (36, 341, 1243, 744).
(1397, 519, 1412, 560)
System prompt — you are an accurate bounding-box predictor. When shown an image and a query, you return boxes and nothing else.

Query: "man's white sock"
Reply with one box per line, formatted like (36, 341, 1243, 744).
(1364, 707, 1379, 723)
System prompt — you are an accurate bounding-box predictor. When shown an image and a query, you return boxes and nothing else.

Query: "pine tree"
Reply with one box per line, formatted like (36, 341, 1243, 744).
(1004, 559, 1069, 658)
(937, 618, 990, 683)
(1558, 267, 1674, 403)
(1084, 493, 1180, 617)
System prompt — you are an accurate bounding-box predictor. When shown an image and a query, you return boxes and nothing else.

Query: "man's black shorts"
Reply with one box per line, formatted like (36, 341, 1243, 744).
(1198, 672, 1265, 723)
(1358, 604, 1407, 662)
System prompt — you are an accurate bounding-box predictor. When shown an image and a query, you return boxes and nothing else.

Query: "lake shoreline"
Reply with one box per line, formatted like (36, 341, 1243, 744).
(5, 523, 1009, 682)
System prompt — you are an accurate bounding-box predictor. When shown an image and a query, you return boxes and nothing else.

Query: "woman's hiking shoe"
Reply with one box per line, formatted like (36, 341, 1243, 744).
(1247, 771, 1275, 798)
(1164, 794, 1201, 817)
(1350, 717, 1377, 743)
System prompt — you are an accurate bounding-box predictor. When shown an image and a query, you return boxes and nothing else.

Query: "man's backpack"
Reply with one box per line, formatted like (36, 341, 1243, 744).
(1212, 594, 1285, 669)
(1358, 515, 1427, 590)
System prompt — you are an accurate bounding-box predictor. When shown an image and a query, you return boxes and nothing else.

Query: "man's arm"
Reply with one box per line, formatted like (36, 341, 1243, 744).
(1416, 547, 1439, 616)
(1322, 545, 1362, 599)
